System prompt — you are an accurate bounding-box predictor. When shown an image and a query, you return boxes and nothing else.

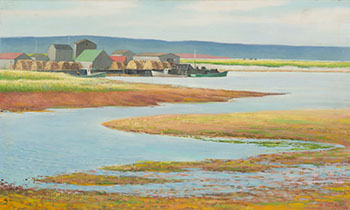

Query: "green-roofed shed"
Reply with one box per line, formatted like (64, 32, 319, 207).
(75, 49, 112, 70)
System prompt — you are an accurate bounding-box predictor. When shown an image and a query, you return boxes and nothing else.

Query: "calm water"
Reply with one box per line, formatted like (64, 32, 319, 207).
(1, 72, 350, 187)
(110, 72, 350, 110)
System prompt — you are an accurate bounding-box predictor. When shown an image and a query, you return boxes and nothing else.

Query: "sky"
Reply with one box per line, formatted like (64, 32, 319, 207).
(0, 0, 349, 46)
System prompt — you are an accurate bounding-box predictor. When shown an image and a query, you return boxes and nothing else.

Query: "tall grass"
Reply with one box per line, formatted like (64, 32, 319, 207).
(181, 59, 350, 68)
(0, 70, 72, 80)
(0, 70, 131, 92)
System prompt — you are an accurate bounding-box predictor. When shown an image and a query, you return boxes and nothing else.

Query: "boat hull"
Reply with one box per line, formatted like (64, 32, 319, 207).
(79, 72, 106, 78)
(151, 70, 184, 77)
(189, 71, 228, 77)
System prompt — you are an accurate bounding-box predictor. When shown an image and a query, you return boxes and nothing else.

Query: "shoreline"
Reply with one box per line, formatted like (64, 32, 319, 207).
(1, 109, 350, 208)
(0, 88, 274, 112)
(0, 70, 275, 112)
(184, 63, 350, 73)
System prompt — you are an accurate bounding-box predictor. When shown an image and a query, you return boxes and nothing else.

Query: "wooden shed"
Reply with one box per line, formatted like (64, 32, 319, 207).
(74, 39, 97, 58)
(0, 53, 32, 69)
(75, 49, 112, 70)
(133, 53, 180, 65)
(48, 44, 73, 61)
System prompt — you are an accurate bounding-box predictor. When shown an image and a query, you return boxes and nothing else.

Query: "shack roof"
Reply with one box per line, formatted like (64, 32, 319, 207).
(110, 56, 127, 62)
(112, 49, 133, 54)
(135, 52, 172, 57)
(51, 44, 72, 50)
(75, 49, 103, 62)
(0, 52, 25, 60)
(74, 39, 95, 45)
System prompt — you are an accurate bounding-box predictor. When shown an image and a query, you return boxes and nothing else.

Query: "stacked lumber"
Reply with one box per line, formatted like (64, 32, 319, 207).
(110, 61, 126, 70)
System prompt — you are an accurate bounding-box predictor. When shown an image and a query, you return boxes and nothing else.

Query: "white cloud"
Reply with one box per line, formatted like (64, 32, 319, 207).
(0, 0, 139, 17)
(179, 0, 288, 12)
(279, 7, 350, 30)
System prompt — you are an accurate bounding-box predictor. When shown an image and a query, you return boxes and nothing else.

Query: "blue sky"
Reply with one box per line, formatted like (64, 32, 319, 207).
(0, 0, 349, 46)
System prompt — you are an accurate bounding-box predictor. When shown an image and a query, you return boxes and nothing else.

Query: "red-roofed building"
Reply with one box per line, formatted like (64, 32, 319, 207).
(0, 52, 32, 69)
(175, 53, 232, 60)
(111, 50, 135, 63)
(109, 56, 127, 64)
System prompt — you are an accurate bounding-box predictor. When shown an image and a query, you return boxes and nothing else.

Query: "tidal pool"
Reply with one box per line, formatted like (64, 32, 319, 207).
(1, 72, 350, 193)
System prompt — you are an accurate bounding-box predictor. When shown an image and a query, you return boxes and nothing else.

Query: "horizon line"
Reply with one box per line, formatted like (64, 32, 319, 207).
(1, 35, 349, 48)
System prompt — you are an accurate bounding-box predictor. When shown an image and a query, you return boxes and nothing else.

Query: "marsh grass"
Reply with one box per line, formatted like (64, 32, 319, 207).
(2, 179, 350, 209)
(35, 172, 180, 186)
(0, 70, 131, 92)
(181, 59, 350, 68)
(104, 110, 350, 146)
(199, 138, 334, 151)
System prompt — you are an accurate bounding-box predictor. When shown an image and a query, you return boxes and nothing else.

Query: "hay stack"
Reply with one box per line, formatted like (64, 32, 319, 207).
(44, 61, 59, 71)
(143, 60, 163, 70)
(58, 61, 70, 70)
(26, 60, 33, 69)
(126, 60, 144, 70)
(162, 61, 172, 68)
(155, 61, 164, 69)
(143, 61, 156, 70)
(68, 62, 81, 71)
(30, 61, 45, 70)
(110, 61, 126, 70)
(15, 60, 31, 70)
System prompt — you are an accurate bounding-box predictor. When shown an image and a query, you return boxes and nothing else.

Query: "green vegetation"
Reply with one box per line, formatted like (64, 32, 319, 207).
(0, 70, 131, 92)
(102, 109, 350, 172)
(102, 159, 281, 173)
(35, 172, 180, 186)
(102, 161, 188, 172)
(104, 109, 350, 147)
(2, 180, 350, 209)
(181, 59, 350, 68)
(199, 138, 334, 151)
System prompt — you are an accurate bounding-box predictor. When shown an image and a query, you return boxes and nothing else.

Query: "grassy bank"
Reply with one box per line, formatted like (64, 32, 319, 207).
(35, 172, 180, 186)
(2, 178, 350, 209)
(181, 59, 350, 68)
(104, 109, 350, 146)
(2, 109, 350, 209)
(101, 109, 350, 181)
(0, 70, 272, 111)
(0, 70, 130, 92)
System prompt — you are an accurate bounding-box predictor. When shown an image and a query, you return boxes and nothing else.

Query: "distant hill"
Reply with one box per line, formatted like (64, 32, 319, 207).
(0, 35, 349, 61)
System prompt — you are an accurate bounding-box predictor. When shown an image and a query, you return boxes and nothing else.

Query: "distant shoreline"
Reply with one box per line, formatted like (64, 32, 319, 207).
(0, 70, 274, 112)
(181, 59, 350, 73)
(192, 63, 350, 73)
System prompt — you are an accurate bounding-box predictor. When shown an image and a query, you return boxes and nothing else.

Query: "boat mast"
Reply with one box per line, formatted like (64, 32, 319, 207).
(35, 39, 38, 53)
(193, 49, 196, 68)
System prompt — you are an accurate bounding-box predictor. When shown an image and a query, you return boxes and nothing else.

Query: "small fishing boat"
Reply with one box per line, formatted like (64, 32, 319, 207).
(151, 69, 183, 77)
(189, 71, 228, 77)
(79, 72, 106, 78)
(76, 69, 106, 78)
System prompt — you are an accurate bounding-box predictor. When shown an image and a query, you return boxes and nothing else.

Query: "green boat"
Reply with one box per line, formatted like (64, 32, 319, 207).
(79, 72, 106, 78)
(189, 71, 228, 77)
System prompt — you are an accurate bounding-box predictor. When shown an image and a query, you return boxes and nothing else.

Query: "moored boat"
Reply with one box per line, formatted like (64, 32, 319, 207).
(189, 71, 228, 77)
(80, 72, 106, 78)
(151, 69, 184, 77)
(76, 72, 106, 78)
